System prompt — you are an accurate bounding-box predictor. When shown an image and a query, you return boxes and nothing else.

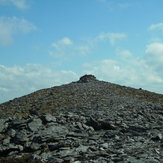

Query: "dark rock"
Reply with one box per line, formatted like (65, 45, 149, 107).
(78, 74, 97, 83)
(48, 143, 64, 151)
(9, 119, 27, 129)
(151, 133, 163, 141)
(86, 117, 116, 130)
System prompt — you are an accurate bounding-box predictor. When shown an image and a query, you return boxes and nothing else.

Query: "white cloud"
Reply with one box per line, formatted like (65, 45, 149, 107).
(50, 37, 91, 59)
(83, 49, 163, 94)
(116, 49, 133, 58)
(0, 64, 79, 103)
(145, 42, 163, 72)
(0, 16, 36, 45)
(50, 37, 73, 58)
(75, 45, 90, 56)
(145, 42, 163, 63)
(11, 0, 27, 9)
(146, 43, 163, 58)
(52, 37, 73, 48)
(0, 0, 28, 9)
(97, 32, 127, 45)
(149, 23, 163, 31)
(108, 33, 127, 45)
(0, 87, 9, 92)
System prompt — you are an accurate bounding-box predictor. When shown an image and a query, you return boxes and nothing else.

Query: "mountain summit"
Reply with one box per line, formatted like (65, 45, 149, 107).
(78, 74, 97, 83)
(0, 75, 163, 162)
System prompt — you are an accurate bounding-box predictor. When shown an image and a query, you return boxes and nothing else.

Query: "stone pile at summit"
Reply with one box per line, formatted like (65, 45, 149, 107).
(0, 75, 163, 163)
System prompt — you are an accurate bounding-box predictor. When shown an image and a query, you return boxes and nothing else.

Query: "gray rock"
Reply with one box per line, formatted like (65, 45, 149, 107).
(8, 129, 16, 137)
(30, 142, 41, 151)
(126, 157, 160, 163)
(58, 148, 77, 157)
(66, 132, 88, 138)
(76, 145, 89, 153)
(101, 143, 109, 149)
(28, 118, 42, 132)
(40, 151, 53, 162)
(41, 114, 56, 123)
(0, 97, 163, 162)
(3, 137, 10, 145)
(0, 119, 7, 132)
(38, 125, 68, 142)
(15, 129, 29, 142)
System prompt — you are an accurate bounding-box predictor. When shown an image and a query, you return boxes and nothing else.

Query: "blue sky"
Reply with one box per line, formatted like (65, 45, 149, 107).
(0, 0, 163, 103)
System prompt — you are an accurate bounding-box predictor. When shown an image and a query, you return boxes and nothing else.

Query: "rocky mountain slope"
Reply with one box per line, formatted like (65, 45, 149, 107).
(0, 75, 163, 163)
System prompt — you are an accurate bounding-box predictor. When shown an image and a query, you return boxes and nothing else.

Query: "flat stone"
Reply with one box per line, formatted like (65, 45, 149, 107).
(28, 118, 42, 132)
(75, 145, 89, 153)
(101, 143, 109, 149)
(41, 114, 56, 123)
(38, 125, 68, 141)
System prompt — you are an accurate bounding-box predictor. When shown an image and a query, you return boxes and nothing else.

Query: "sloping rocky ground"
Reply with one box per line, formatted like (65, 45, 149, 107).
(0, 75, 163, 163)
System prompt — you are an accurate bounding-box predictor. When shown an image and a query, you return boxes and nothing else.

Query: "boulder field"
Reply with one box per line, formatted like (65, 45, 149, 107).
(0, 75, 163, 163)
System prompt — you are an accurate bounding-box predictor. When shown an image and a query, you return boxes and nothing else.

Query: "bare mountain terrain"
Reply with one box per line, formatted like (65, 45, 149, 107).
(0, 75, 163, 163)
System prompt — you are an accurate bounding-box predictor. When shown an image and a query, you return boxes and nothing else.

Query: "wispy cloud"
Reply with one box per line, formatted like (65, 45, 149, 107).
(52, 37, 73, 48)
(0, 16, 37, 46)
(97, 32, 127, 45)
(116, 49, 133, 58)
(50, 37, 91, 59)
(11, 0, 27, 9)
(0, 87, 9, 92)
(149, 23, 163, 31)
(50, 32, 127, 60)
(0, 0, 28, 9)
(118, 3, 130, 8)
(96, 0, 131, 10)
(0, 64, 78, 103)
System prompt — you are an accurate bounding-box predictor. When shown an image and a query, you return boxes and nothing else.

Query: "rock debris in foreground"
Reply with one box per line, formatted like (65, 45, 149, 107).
(0, 75, 163, 163)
